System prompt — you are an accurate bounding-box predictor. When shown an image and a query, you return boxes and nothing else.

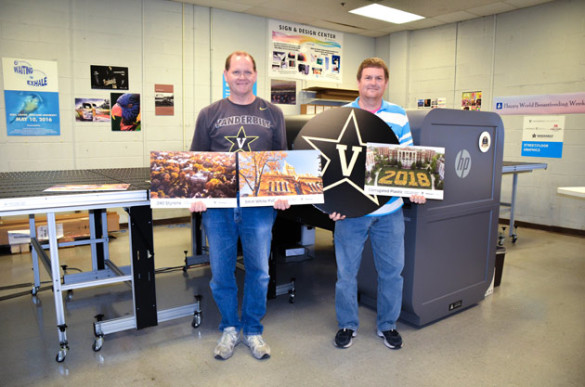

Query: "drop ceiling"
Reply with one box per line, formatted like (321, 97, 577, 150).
(171, 0, 556, 37)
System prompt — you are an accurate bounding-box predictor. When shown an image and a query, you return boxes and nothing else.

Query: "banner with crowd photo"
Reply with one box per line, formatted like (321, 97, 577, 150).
(2, 57, 61, 136)
(268, 19, 343, 83)
(149, 151, 238, 209)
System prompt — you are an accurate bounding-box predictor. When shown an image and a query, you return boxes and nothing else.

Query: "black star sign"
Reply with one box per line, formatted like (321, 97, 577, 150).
(293, 107, 398, 217)
(302, 109, 380, 206)
(225, 127, 258, 152)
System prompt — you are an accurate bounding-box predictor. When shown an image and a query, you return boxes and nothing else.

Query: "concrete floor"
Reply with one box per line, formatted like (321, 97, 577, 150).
(0, 221, 584, 387)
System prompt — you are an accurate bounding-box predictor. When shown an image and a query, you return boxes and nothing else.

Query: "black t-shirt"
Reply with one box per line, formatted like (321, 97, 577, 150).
(190, 97, 287, 152)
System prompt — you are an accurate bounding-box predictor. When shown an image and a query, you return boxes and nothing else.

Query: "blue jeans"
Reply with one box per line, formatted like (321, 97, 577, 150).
(202, 206, 276, 335)
(334, 210, 405, 332)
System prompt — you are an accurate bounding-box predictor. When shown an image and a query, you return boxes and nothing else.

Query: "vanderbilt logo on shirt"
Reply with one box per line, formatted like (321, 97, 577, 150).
(215, 115, 271, 128)
(225, 127, 258, 152)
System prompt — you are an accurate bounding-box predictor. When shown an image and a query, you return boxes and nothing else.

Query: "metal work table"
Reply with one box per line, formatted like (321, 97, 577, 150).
(501, 161, 548, 243)
(0, 168, 201, 362)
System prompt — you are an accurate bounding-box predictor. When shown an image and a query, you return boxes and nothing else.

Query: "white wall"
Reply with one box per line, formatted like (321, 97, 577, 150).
(0, 0, 583, 230)
(494, 0, 585, 230)
(379, 0, 585, 231)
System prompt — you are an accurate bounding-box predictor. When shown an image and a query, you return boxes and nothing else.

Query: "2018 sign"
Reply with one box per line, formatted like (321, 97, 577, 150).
(378, 170, 432, 188)
(364, 143, 446, 200)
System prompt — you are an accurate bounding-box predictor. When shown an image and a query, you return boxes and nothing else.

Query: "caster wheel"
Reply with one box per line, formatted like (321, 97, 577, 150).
(56, 348, 67, 363)
(192, 312, 201, 328)
(31, 286, 38, 296)
(93, 336, 104, 352)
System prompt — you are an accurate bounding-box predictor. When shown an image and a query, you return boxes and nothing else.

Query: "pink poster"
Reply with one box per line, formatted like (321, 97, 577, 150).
(494, 92, 585, 115)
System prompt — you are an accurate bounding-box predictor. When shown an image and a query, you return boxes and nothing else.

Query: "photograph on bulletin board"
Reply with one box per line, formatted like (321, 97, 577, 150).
(110, 93, 141, 131)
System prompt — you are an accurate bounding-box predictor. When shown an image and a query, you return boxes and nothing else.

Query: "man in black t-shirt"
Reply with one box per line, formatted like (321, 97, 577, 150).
(190, 51, 289, 361)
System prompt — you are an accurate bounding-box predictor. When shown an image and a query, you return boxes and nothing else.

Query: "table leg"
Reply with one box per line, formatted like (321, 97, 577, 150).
(509, 174, 518, 242)
(29, 215, 41, 294)
(48, 212, 69, 362)
(127, 205, 158, 329)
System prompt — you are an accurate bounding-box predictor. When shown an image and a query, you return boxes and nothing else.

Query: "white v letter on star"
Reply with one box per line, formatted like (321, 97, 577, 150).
(300, 109, 379, 205)
(225, 127, 258, 152)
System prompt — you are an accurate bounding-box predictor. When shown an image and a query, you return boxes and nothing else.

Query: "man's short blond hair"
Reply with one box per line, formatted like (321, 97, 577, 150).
(225, 51, 257, 72)
(356, 57, 389, 80)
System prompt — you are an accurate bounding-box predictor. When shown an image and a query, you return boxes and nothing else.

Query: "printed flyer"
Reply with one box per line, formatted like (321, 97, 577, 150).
(2, 57, 61, 136)
(150, 151, 237, 208)
(521, 115, 565, 158)
(364, 143, 446, 200)
(269, 19, 342, 82)
(238, 150, 324, 207)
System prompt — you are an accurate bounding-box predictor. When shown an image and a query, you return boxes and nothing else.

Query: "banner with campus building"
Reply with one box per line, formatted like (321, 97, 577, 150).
(238, 150, 324, 207)
(364, 144, 446, 200)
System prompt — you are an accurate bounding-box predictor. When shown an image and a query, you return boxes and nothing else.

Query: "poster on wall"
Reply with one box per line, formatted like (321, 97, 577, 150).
(110, 93, 141, 131)
(90, 65, 128, 90)
(417, 98, 446, 109)
(238, 150, 324, 207)
(521, 115, 565, 158)
(364, 143, 445, 200)
(2, 57, 61, 136)
(74, 98, 110, 122)
(154, 84, 174, 116)
(417, 99, 431, 109)
(494, 92, 585, 115)
(434, 98, 447, 109)
(462, 91, 482, 111)
(268, 19, 343, 82)
(271, 79, 296, 105)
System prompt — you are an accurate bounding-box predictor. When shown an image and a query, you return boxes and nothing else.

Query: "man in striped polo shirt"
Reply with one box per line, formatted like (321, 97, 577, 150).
(329, 57, 426, 350)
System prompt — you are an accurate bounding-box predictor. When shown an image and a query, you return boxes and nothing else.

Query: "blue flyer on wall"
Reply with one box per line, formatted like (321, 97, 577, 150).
(2, 58, 61, 136)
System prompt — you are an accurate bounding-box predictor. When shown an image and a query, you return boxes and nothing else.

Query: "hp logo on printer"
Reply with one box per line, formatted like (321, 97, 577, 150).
(455, 149, 472, 178)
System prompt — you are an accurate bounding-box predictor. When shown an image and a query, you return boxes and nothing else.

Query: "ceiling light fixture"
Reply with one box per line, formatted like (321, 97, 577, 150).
(349, 4, 424, 24)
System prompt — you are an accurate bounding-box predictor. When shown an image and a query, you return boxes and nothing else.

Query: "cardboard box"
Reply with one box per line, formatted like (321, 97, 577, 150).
(0, 212, 120, 246)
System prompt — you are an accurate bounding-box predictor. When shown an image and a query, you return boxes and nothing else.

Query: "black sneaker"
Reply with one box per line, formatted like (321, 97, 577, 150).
(377, 329, 403, 349)
(334, 328, 356, 348)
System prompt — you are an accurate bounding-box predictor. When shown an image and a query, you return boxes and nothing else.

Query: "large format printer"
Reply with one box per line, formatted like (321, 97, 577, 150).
(280, 108, 504, 326)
